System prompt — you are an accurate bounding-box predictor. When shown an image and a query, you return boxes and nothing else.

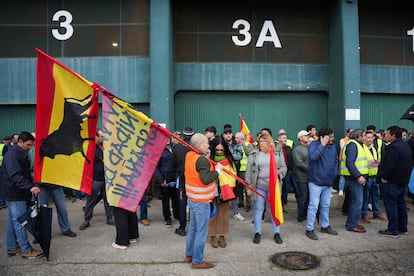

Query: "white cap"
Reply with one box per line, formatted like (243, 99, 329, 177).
(297, 130, 310, 139)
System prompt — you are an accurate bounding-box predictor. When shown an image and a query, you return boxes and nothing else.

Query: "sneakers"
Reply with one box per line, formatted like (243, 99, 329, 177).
(274, 233, 283, 244)
(112, 242, 128, 249)
(379, 229, 399, 238)
(368, 204, 372, 211)
(245, 205, 251, 212)
(107, 219, 115, 226)
(79, 221, 90, 230)
(22, 250, 44, 259)
(141, 219, 150, 226)
(331, 188, 338, 193)
(306, 230, 318, 240)
(165, 219, 172, 228)
(320, 226, 338, 235)
(233, 213, 245, 221)
(129, 238, 138, 243)
(175, 228, 186, 236)
(399, 230, 408, 235)
(253, 233, 261, 244)
(8, 247, 21, 256)
(63, 230, 77, 237)
(338, 190, 344, 196)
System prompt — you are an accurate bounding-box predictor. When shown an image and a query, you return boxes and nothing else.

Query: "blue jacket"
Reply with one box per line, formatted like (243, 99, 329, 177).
(308, 141, 338, 186)
(378, 138, 413, 186)
(1, 145, 34, 201)
(154, 146, 176, 184)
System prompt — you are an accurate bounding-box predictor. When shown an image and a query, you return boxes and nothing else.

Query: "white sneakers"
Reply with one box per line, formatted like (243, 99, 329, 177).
(338, 190, 344, 196)
(233, 213, 245, 221)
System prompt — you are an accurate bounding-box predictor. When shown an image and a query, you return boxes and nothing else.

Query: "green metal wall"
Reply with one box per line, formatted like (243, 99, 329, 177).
(361, 94, 414, 131)
(0, 103, 149, 140)
(175, 91, 327, 138)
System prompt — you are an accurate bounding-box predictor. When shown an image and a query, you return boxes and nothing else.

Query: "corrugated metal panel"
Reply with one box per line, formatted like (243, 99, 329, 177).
(361, 93, 414, 131)
(0, 105, 36, 138)
(175, 91, 327, 138)
(0, 103, 149, 139)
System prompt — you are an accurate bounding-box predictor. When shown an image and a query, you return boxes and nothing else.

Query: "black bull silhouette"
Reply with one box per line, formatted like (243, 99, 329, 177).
(39, 94, 96, 164)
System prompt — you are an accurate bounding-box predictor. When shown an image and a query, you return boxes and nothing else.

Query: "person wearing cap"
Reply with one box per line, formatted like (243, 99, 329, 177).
(292, 130, 311, 225)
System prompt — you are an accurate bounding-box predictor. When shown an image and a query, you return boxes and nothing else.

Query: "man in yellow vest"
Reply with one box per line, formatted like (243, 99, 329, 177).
(341, 129, 368, 233)
(235, 132, 254, 212)
(184, 133, 223, 269)
(360, 131, 386, 223)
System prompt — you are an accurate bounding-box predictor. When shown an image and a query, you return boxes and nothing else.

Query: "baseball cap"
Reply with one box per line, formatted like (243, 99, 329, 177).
(297, 130, 310, 139)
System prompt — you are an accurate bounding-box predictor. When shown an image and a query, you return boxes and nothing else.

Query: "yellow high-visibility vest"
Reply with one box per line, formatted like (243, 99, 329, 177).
(363, 144, 378, 176)
(239, 143, 249, 172)
(340, 140, 368, 176)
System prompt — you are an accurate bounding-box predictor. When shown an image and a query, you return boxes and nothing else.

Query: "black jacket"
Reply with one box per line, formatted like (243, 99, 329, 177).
(378, 138, 413, 186)
(1, 145, 33, 201)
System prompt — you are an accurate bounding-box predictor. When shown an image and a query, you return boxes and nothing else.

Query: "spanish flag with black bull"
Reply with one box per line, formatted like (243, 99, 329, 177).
(34, 49, 98, 194)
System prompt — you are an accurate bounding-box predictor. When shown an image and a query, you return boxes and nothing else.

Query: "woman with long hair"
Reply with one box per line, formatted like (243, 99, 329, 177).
(208, 136, 237, 248)
(246, 133, 287, 244)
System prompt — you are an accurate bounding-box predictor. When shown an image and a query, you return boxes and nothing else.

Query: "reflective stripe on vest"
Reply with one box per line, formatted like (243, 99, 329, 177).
(0, 144, 4, 166)
(239, 143, 248, 172)
(340, 140, 369, 176)
(184, 151, 216, 202)
(376, 138, 382, 161)
(363, 144, 378, 176)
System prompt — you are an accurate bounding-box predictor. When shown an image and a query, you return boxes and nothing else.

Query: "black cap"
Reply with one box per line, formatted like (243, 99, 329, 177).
(183, 127, 194, 136)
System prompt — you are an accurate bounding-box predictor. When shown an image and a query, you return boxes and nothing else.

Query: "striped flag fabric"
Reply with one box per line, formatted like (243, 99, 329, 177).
(239, 114, 254, 144)
(101, 91, 170, 212)
(268, 147, 284, 226)
(34, 49, 98, 194)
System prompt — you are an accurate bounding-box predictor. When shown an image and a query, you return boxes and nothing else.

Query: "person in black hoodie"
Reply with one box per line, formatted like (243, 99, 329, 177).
(378, 126, 413, 237)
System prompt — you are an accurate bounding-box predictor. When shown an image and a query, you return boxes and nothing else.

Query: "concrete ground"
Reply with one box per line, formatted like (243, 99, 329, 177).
(1, 192, 414, 275)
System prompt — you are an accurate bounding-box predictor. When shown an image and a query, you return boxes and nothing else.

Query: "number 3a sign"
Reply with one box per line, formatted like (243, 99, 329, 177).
(232, 19, 282, 48)
(52, 10, 74, 41)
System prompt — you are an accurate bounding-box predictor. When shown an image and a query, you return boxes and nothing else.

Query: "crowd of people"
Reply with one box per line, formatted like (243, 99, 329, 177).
(0, 123, 413, 269)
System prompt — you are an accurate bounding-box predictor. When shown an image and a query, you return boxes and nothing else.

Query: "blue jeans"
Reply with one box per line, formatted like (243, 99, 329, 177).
(296, 181, 309, 222)
(38, 184, 71, 233)
(339, 176, 346, 191)
(306, 182, 331, 231)
(361, 177, 382, 216)
(254, 187, 280, 234)
(345, 179, 364, 229)
(0, 197, 6, 207)
(381, 183, 407, 234)
(185, 199, 210, 265)
(6, 200, 33, 253)
(139, 194, 148, 220)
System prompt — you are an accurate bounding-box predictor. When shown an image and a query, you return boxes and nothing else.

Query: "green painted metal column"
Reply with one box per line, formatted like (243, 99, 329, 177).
(149, 0, 174, 129)
(329, 0, 361, 136)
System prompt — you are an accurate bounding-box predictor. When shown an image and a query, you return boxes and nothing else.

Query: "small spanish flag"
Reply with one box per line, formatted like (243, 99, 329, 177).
(34, 49, 98, 194)
(239, 114, 254, 144)
(269, 147, 284, 226)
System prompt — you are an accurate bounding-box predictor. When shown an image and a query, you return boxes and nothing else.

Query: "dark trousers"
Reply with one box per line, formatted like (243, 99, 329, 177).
(296, 181, 309, 222)
(282, 171, 296, 205)
(381, 183, 408, 233)
(84, 180, 113, 222)
(160, 186, 180, 220)
(178, 190, 187, 230)
(113, 207, 139, 246)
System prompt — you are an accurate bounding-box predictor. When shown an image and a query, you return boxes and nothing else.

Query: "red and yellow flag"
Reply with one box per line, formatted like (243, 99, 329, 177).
(239, 114, 254, 144)
(102, 92, 169, 212)
(269, 147, 284, 226)
(34, 49, 98, 194)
